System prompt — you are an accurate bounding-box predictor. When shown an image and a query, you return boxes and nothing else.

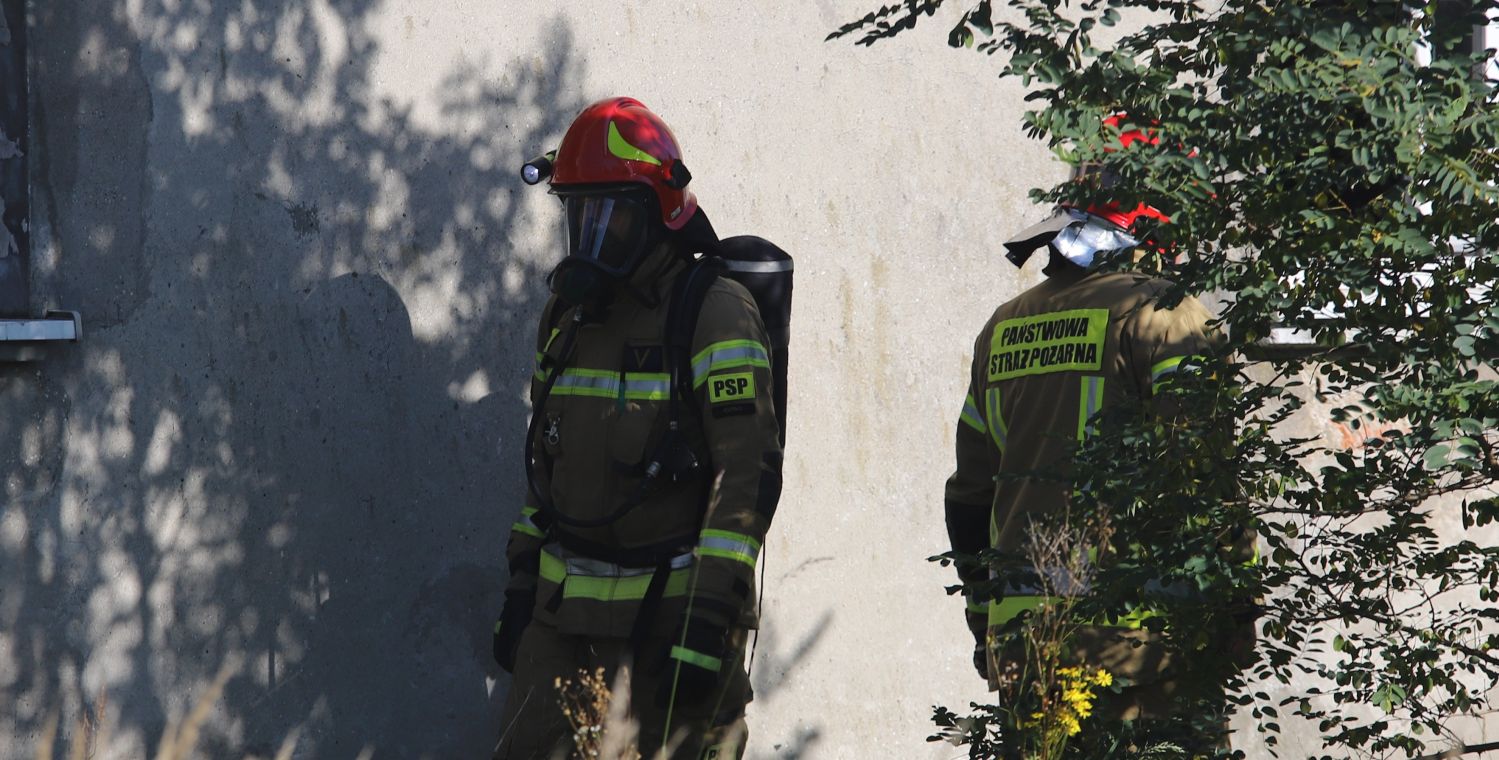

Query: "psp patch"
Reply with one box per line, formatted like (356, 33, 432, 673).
(708, 372, 755, 403)
(707, 372, 756, 418)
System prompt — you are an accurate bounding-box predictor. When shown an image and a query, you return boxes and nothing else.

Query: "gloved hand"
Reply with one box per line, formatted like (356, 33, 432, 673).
(492, 589, 535, 674)
(967, 609, 990, 681)
(656, 615, 730, 709)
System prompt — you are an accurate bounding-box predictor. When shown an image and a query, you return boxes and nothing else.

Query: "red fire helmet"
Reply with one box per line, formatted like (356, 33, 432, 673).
(550, 97, 698, 231)
(1079, 114, 1171, 230)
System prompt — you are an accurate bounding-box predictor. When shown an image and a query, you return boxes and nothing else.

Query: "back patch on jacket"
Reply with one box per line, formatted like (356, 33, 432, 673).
(987, 308, 1109, 381)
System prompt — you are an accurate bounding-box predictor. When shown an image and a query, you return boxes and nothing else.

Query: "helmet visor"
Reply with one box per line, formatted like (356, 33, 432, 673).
(1071, 161, 1121, 190)
(562, 191, 653, 276)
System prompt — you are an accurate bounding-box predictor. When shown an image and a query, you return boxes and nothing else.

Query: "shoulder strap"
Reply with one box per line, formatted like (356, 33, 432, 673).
(664, 256, 725, 406)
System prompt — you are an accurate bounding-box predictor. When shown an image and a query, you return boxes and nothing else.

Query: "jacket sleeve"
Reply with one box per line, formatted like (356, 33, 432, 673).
(1122, 292, 1221, 413)
(1123, 292, 1257, 599)
(684, 285, 783, 628)
(944, 325, 1001, 626)
(503, 298, 562, 597)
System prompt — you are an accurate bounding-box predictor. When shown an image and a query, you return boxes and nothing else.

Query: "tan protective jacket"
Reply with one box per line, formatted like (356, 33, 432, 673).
(504, 258, 783, 639)
(944, 266, 1220, 684)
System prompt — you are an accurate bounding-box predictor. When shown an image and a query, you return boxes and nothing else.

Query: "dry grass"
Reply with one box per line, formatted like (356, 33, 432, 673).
(33, 658, 302, 760)
(555, 667, 640, 760)
(34, 658, 721, 759)
(550, 666, 696, 760)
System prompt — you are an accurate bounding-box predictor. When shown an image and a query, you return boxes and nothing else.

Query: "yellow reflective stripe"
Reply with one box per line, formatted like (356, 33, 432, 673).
(965, 594, 986, 615)
(534, 328, 564, 382)
(1110, 607, 1158, 629)
(988, 594, 1156, 629)
(700, 529, 761, 552)
(691, 340, 770, 387)
(1151, 356, 1184, 381)
(989, 595, 1047, 626)
(511, 511, 544, 539)
(1077, 376, 1105, 440)
(960, 393, 985, 432)
(669, 645, 723, 672)
(985, 387, 1008, 452)
(551, 370, 672, 401)
(701, 741, 740, 758)
(607, 121, 662, 166)
(511, 506, 544, 538)
(699, 529, 760, 569)
(538, 552, 691, 601)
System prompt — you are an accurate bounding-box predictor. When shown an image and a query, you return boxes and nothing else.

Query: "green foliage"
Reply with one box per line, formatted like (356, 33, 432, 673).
(839, 0, 1499, 756)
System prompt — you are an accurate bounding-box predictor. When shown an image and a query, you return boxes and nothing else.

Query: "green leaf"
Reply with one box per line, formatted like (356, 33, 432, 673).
(1423, 444, 1451, 471)
(1373, 683, 1407, 713)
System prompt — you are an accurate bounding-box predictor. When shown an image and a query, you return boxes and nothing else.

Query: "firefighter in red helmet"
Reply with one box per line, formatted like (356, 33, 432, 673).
(944, 116, 1254, 753)
(491, 97, 782, 760)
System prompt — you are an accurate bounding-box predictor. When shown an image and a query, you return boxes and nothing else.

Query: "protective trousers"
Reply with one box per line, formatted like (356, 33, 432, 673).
(493, 620, 751, 760)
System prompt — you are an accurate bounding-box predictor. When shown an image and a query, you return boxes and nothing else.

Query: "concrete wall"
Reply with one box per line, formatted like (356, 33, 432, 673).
(16, 2, 1489, 759)
(0, 2, 1045, 757)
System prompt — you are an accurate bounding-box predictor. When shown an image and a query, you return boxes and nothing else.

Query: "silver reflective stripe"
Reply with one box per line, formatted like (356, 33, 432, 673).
(552, 372, 670, 398)
(555, 373, 618, 394)
(512, 507, 544, 537)
(630, 378, 670, 395)
(721, 259, 793, 274)
(1078, 376, 1105, 440)
(543, 544, 694, 577)
(1003, 575, 1090, 597)
(985, 387, 1008, 451)
(960, 394, 984, 432)
(691, 344, 769, 382)
(699, 534, 760, 560)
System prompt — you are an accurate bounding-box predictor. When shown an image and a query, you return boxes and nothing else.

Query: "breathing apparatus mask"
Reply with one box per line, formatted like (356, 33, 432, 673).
(546, 185, 665, 314)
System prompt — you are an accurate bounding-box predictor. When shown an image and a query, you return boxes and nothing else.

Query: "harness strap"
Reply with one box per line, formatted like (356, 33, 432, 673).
(630, 559, 676, 656)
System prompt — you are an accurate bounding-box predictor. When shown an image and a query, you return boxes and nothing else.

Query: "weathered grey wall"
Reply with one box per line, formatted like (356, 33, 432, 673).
(0, 2, 1044, 757)
(18, 2, 1490, 759)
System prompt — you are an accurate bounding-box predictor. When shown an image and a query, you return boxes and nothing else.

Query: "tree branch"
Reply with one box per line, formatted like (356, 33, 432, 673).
(1413, 740, 1499, 760)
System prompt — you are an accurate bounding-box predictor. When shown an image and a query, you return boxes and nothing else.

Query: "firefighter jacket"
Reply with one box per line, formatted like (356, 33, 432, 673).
(504, 258, 783, 640)
(944, 265, 1225, 686)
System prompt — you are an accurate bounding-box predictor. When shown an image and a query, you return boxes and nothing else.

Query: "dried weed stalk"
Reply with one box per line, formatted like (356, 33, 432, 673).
(33, 657, 309, 760)
(555, 667, 641, 760)
(996, 509, 1114, 760)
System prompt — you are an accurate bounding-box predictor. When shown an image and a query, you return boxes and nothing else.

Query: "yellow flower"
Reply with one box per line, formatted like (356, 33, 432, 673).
(1060, 712, 1082, 736)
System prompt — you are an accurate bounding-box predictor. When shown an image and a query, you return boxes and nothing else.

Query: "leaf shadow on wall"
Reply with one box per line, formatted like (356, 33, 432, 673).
(2, 3, 587, 757)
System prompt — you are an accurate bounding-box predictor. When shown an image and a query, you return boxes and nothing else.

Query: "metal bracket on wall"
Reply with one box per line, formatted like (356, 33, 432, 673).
(2, 0, 82, 363)
(0, 309, 80, 361)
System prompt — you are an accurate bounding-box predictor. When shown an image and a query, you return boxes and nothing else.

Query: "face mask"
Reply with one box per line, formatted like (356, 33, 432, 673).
(547, 187, 662, 312)
(560, 189, 657, 275)
(1003, 208, 1139, 270)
